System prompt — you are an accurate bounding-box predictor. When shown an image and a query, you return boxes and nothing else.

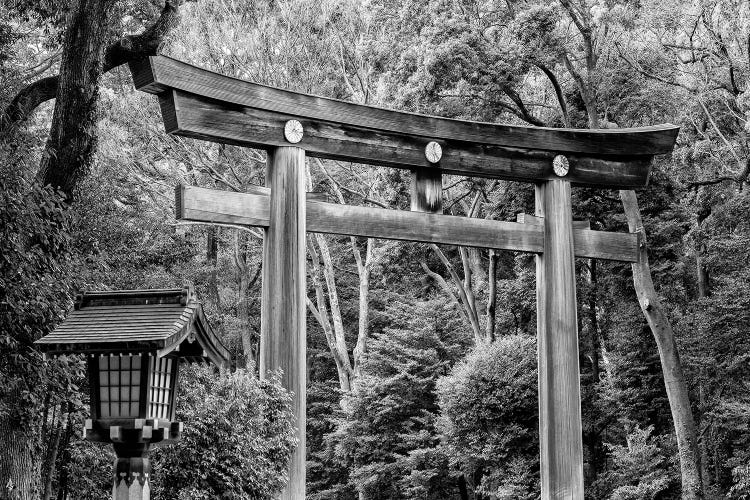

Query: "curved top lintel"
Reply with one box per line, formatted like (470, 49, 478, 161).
(130, 56, 678, 157)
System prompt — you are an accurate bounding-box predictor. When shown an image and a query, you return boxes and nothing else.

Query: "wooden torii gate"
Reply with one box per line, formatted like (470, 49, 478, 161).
(129, 56, 678, 499)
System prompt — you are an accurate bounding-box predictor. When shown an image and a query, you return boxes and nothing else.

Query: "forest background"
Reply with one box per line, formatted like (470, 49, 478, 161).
(2, 0, 750, 499)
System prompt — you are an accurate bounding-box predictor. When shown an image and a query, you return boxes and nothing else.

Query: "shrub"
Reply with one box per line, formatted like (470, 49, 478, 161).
(436, 335, 539, 499)
(150, 365, 296, 499)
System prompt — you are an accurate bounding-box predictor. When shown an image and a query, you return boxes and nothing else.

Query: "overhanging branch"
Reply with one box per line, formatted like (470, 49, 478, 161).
(1, 0, 182, 133)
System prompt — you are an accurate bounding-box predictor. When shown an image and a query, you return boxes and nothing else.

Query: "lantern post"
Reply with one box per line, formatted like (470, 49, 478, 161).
(35, 287, 230, 500)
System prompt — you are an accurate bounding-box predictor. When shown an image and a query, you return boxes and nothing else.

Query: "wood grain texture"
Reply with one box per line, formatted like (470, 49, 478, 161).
(516, 213, 590, 230)
(573, 229, 639, 262)
(157, 89, 657, 188)
(177, 183, 270, 226)
(177, 185, 639, 261)
(259, 147, 306, 500)
(535, 180, 585, 499)
(244, 183, 327, 202)
(411, 167, 443, 213)
(129, 56, 679, 156)
(306, 200, 545, 253)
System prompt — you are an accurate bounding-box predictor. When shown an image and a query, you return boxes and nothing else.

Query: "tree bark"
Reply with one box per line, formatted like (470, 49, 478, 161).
(429, 244, 483, 342)
(34, 0, 117, 197)
(233, 231, 260, 369)
(458, 475, 470, 500)
(587, 259, 601, 384)
(314, 234, 355, 387)
(620, 190, 704, 500)
(352, 239, 373, 379)
(695, 203, 711, 299)
(41, 405, 68, 500)
(1, 0, 181, 135)
(0, 416, 40, 500)
(585, 259, 602, 483)
(308, 236, 354, 392)
(207, 226, 220, 308)
(317, 160, 374, 381)
(485, 250, 498, 342)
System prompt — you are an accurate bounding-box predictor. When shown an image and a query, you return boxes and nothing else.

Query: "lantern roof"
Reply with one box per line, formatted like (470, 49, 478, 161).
(35, 287, 229, 368)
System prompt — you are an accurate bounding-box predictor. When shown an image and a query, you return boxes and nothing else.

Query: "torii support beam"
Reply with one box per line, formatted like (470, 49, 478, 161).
(130, 55, 679, 500)
(175, 185, 640, 262)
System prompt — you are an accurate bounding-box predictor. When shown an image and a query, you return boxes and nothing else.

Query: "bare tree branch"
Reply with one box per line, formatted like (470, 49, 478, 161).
(615, 43, 697, 92)
(315, 157, 389, 208)
(535, 62, 570, 127)
(697, 99, 745, 170)
(502, 86, 547, 127)
(428, 244, 483, 343)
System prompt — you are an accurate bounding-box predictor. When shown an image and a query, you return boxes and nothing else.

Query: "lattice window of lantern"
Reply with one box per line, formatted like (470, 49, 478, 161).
(98, 354, 142, 418)
(148, 357, 174, 419)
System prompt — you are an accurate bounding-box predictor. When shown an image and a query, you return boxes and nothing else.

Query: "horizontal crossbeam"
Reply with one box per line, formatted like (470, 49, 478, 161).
(176, 185, 639, 262)
(130, 56, 679, 189)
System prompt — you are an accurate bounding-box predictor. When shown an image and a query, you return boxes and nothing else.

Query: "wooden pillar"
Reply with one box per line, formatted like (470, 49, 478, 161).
(535, 179, 584, 499)
(260, 146, 307, 499)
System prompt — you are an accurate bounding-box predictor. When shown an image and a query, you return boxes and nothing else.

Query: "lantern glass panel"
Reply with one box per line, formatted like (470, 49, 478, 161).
(147, 357, 175, 420)
(97, 354, 142, 419)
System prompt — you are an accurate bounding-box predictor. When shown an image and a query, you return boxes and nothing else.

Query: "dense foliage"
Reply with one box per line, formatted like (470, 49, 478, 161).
(150, 366, 296, 499)
(325, 299, 470, 499)
(3, 0, 750, 498)
(437, 336, 539, 499)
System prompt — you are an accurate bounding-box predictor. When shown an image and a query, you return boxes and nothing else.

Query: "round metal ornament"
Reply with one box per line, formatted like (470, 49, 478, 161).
(284, 120, 304, 144)
(552, 155, 570, 177)
(425, 141, 443, 163)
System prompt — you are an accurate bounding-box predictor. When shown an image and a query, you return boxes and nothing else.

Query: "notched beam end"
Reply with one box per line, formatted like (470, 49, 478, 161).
(517, 212, 637, 262)
(128, 57, 163, 94)
(175, 184, 185, 220)
(573, 229, 639, 263)
(158, 91, 180, 134)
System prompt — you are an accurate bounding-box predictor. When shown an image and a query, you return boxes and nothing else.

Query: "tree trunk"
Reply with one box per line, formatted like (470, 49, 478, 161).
(585, 259, 602, 483)
(458, 475, 470, 500)
(307, 236, 353, 392)
(2, 1, 180, 134)
(587, 260, 601, 384)
(485, 250, 498, 342)
(234, 231, 254, 369)
(36, 0, 117, 198)
(695, 204, 711, 299)
(0, 416, 40, 500)
(429, 244, 482, 343)
(54, 412, 74, 500)
(312, 161, 373, 386)
(207, 226, 220, 308)
(42, 405, 68, 500)
(352, 239, 373, 379)
(620, 190, 704, 500)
